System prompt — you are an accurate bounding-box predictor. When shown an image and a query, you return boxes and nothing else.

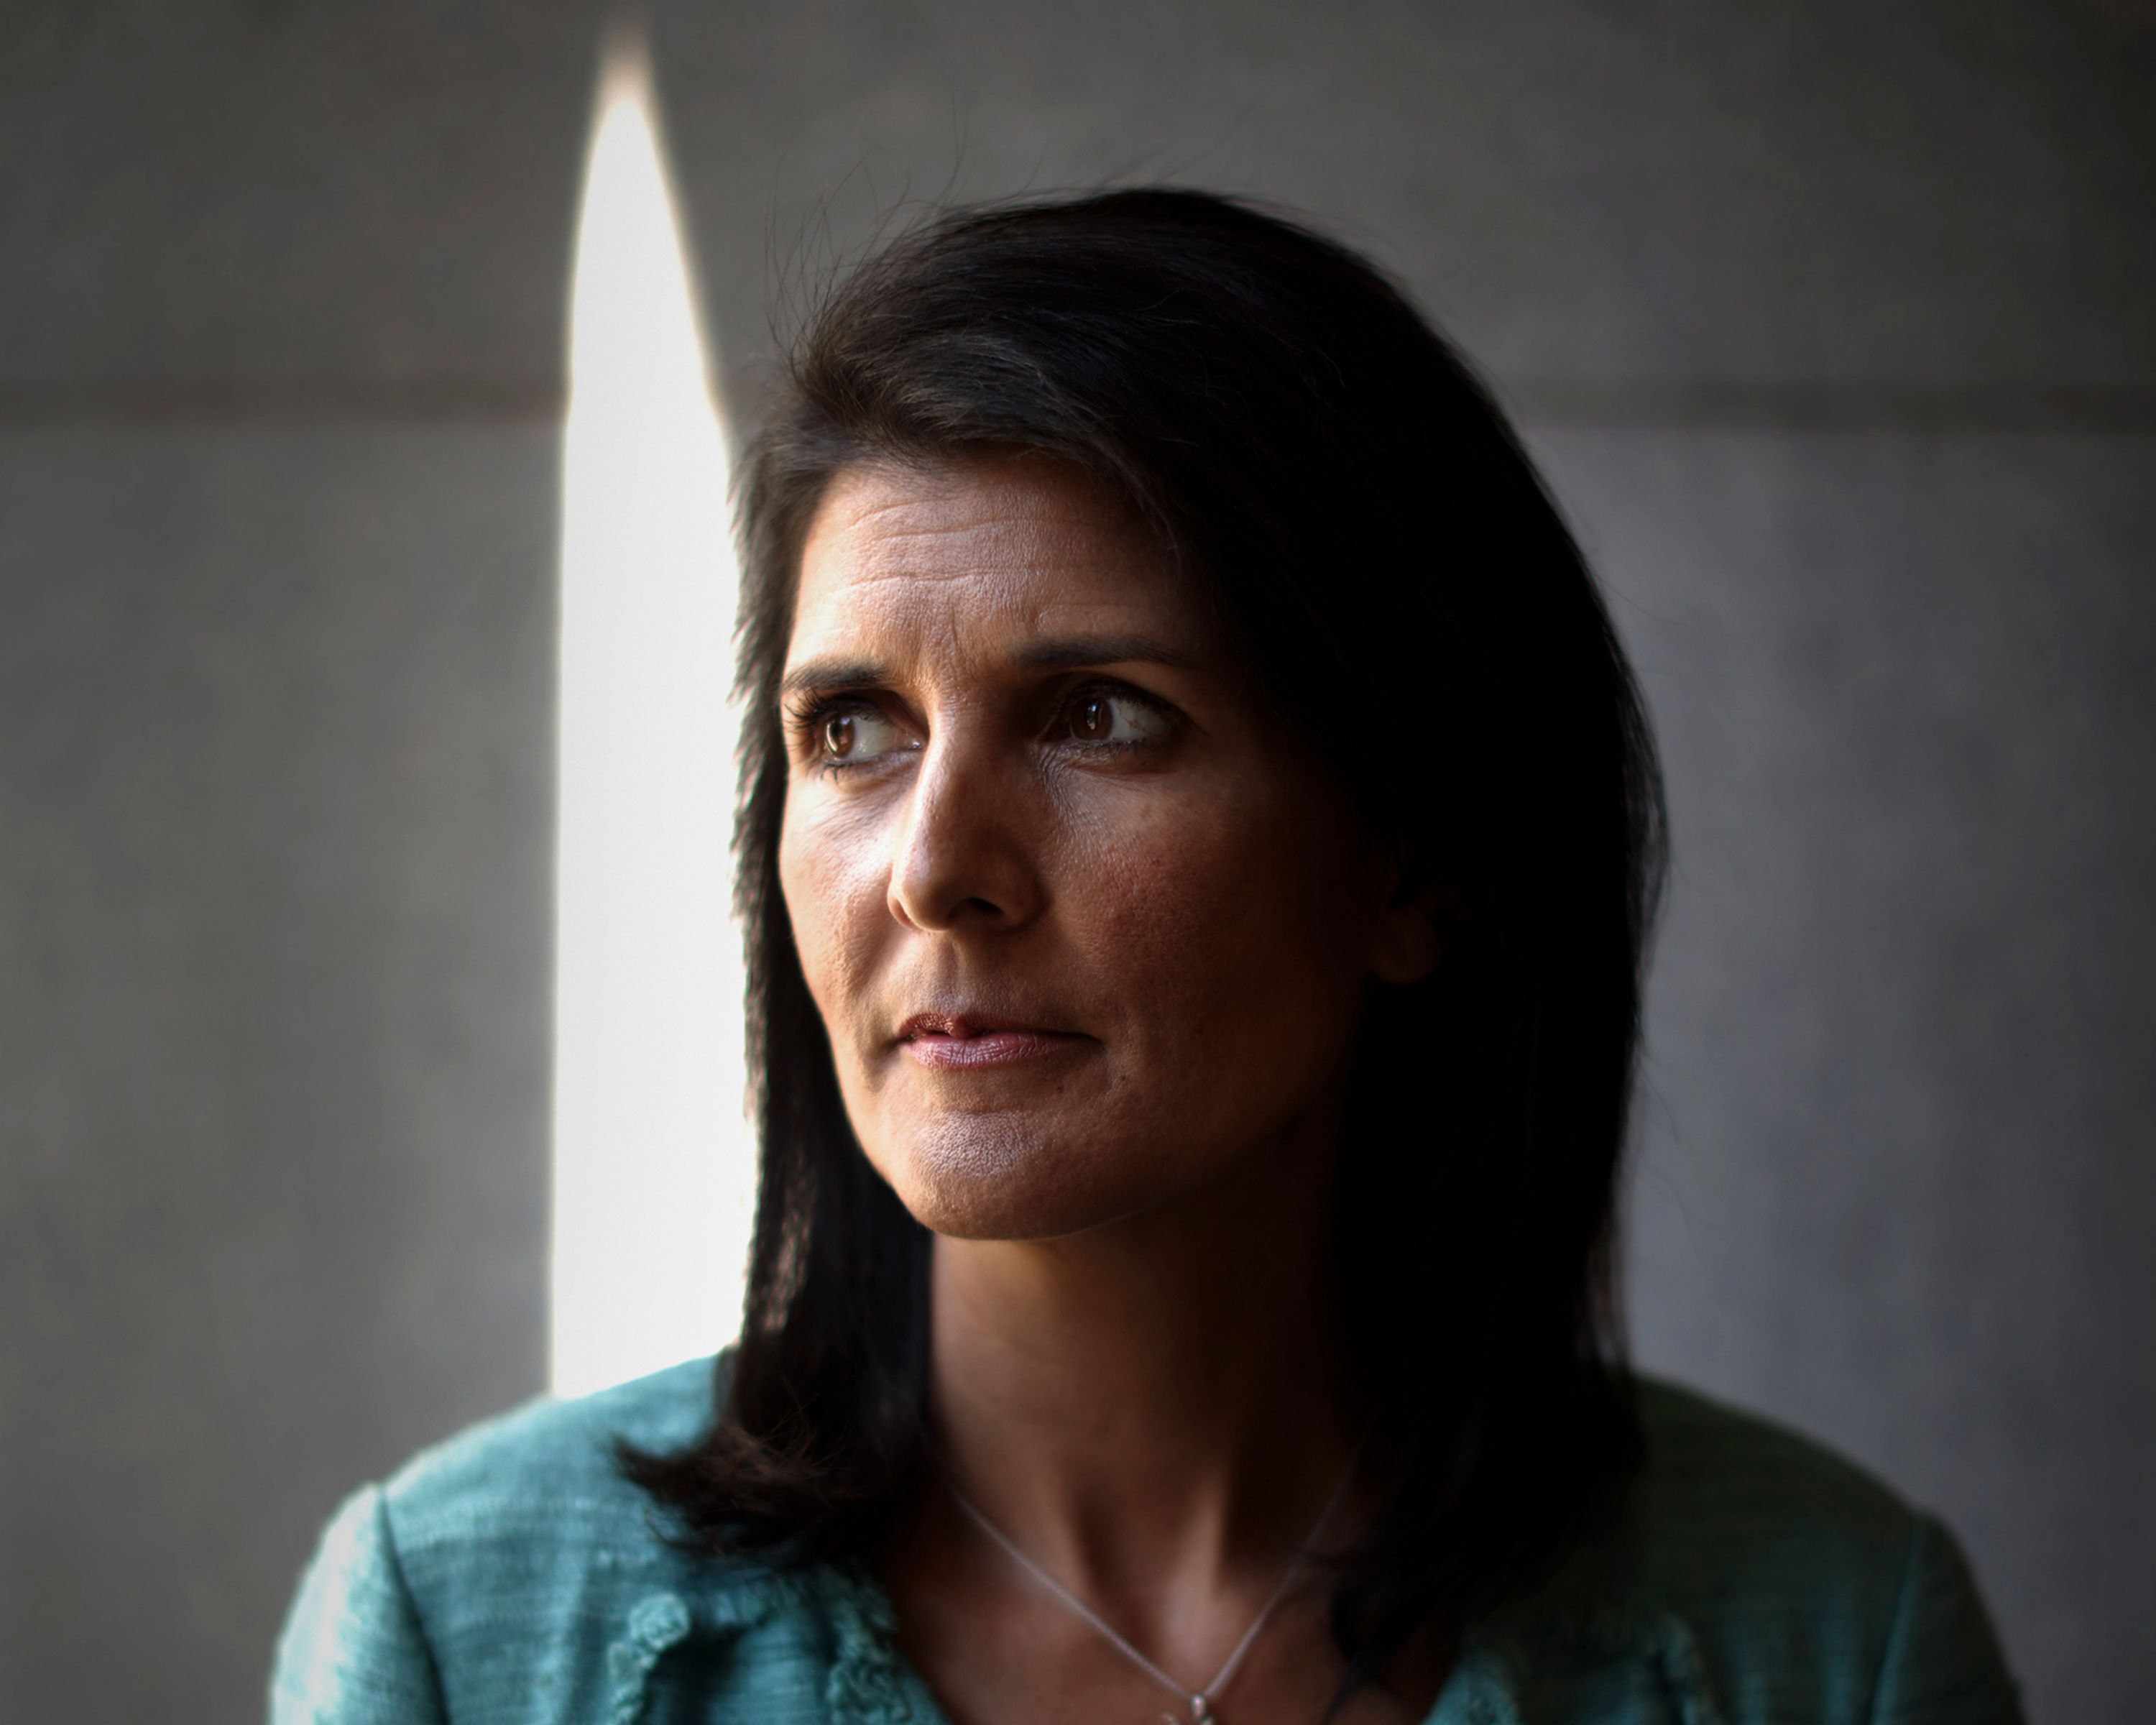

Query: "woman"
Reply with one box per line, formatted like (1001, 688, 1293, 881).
(273, 190, 2021, 1724)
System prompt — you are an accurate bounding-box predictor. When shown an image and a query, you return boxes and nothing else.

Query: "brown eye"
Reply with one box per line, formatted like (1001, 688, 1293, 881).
(809, 705, 905, 768)
(1059, 689, 1169, 749)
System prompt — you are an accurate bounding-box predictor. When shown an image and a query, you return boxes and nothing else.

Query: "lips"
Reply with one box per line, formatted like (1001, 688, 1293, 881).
(895, 1011, 1087, 1070)
(898, 1011, 1062, 1040)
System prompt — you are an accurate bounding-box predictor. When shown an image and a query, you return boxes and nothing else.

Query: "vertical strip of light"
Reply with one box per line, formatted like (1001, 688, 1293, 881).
(551, 27, 749, 1397)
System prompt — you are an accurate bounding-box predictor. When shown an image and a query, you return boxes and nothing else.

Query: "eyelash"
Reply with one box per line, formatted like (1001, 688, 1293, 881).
(784, 681, 1175, 776)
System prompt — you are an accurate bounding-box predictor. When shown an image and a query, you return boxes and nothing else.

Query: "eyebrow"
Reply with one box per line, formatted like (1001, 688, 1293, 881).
(779, 634, 1205, 699)
(780, 657, 886, 701)
(1012, 633, 1205, 672)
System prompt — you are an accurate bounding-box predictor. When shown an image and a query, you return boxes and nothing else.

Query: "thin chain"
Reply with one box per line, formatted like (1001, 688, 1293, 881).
(941, 1445, 1363, 1722)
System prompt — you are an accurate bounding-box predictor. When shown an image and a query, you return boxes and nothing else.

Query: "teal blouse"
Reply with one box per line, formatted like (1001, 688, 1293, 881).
(270, 1357, 2022, 1724)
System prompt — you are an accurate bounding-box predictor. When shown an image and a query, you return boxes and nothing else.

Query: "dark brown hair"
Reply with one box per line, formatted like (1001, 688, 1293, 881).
(625, 187, 1668, 1702)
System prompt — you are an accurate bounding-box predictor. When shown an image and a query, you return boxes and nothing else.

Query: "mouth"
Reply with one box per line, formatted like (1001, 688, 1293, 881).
(895, 1011, 1089, 1071)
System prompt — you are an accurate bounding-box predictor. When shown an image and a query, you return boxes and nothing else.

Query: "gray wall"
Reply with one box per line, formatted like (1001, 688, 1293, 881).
(3, 1, 2150, 1720)
(0, 5, 595, 1719)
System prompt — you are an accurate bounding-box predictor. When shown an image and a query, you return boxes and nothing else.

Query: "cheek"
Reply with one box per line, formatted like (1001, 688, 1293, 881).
(1074, 781, 1374, 1049)
(777, 792, 892, 1031)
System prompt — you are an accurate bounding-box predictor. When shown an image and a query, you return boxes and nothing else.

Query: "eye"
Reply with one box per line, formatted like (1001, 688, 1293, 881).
(810, 703, 907, 769)
(1057, 687, 1171, 749)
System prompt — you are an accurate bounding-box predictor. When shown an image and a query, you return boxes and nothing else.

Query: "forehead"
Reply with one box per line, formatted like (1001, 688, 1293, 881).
(789, 457, 1203, 656)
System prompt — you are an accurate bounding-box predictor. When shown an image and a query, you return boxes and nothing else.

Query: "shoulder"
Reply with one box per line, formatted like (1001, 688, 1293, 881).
(379, 1351, 721, 1542)
(1621, 1375, 1920, 1609)
(275, 1355, 776, 1724)
(1473, 1376, 2023, 1725)
(377, 1351, 736, 1635)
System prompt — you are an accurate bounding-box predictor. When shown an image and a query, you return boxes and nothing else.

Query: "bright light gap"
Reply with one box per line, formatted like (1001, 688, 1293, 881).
(550, 31, 750, 1398)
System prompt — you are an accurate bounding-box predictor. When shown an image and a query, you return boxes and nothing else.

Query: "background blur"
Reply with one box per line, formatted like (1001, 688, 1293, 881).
(4, 2, 2151, 1719)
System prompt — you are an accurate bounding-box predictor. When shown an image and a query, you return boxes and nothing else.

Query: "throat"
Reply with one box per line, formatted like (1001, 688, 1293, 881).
(926, 1205, 1357, 1569)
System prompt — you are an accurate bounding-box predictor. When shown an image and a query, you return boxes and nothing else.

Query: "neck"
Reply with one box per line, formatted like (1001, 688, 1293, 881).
(924, 1119, 1360, 1604)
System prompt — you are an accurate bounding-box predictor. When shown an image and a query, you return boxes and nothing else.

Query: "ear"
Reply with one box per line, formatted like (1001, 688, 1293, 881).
(1368, 849, 1457, 987)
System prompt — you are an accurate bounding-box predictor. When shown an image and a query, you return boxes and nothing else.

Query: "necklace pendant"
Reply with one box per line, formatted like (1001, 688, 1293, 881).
(1191, 1696, 1214, 1724)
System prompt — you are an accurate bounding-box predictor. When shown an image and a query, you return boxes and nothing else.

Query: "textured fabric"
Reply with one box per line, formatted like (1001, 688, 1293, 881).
(270, 1359, 2023, 1724)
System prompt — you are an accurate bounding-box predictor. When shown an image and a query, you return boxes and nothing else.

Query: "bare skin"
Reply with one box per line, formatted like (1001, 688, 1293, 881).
(777, 456, 1447, 1725)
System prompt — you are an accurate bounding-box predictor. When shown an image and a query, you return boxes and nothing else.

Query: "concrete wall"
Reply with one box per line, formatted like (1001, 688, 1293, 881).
(0, 6, 596, 1719)
(2, 1, 2148, 1719)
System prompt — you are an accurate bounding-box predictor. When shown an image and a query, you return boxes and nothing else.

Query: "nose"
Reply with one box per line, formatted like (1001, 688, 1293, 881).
(887, 730, 1045, 934)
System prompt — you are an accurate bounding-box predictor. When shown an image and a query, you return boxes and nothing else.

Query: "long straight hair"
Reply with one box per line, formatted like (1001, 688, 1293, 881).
(625, 188, 1669, 1697)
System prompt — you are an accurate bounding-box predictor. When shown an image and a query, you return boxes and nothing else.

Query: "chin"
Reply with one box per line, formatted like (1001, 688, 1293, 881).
(868, 1111, 1165, 1242)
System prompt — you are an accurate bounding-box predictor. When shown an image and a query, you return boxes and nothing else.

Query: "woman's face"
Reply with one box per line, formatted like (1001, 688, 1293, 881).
(777, 456, 1433, 1241)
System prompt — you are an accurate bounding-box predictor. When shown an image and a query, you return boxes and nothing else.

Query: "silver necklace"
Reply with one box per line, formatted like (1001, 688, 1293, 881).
(941, 1448, 1362, 1725)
